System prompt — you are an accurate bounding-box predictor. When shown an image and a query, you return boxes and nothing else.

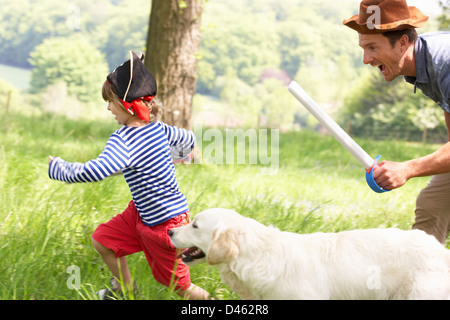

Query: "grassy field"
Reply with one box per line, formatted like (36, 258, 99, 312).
(0, 110, 447, 300)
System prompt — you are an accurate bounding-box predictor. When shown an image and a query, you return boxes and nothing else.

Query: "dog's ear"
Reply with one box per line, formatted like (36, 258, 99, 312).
(206, 227, 240, 265)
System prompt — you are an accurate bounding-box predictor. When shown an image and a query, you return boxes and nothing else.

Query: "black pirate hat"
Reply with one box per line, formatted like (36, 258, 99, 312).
(107, 51, 157, 102)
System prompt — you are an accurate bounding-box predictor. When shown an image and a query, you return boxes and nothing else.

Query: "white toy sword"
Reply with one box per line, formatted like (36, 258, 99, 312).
(288, 81, 390, 193)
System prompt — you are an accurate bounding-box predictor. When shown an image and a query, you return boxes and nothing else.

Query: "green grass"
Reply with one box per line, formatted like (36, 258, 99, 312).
(0, 111, 447, 300)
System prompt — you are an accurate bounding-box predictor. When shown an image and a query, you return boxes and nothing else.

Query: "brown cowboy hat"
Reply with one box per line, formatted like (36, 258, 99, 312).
(343, 0, 428, 34)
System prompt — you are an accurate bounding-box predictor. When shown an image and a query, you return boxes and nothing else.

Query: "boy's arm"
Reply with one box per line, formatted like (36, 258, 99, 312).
(159, 122, 196, 161)
(48, 134, 128, 183)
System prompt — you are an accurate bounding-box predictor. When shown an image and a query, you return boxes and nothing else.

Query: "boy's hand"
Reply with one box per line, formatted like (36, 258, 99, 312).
(173, 153, 193, 164)
(49, 156, 54, 164)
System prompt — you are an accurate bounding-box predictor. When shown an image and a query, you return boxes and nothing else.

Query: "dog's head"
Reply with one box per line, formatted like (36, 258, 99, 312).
(169, 208, 247, 265)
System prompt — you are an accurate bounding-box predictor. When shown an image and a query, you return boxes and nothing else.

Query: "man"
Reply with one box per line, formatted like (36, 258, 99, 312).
(343, 0, 450, 244)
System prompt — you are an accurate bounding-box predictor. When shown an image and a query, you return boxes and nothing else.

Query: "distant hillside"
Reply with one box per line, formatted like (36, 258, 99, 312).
(0, 64, 30, 91)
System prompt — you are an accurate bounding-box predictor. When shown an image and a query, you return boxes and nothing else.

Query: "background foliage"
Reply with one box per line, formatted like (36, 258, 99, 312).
(29, 36, 108, 102)
(0, 0, 447, 136)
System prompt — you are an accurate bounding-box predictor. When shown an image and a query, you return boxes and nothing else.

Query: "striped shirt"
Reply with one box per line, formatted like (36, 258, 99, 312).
(48, 121, 195, 226)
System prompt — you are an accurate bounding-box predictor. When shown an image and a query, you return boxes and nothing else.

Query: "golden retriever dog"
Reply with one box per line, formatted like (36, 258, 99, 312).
(169, 208, 450, 300)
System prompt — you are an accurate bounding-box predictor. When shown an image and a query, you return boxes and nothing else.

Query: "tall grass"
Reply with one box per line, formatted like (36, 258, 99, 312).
(0, 111, 447, 300)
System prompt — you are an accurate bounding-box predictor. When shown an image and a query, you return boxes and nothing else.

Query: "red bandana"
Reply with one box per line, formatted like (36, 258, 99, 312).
(120, 96, 154, 122)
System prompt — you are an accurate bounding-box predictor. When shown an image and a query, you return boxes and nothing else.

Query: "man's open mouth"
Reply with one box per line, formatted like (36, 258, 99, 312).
(378, 64, 386, 74)
(177, 247, 205, 263)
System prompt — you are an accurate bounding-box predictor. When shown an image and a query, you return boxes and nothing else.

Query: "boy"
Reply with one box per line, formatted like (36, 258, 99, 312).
(48, 51, 211, 300)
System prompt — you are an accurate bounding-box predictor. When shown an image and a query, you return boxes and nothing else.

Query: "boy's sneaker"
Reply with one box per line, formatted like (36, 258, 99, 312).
(97, 287, 123, 300)
(97, 277, 122, 300)
(97, 278, 139, 300)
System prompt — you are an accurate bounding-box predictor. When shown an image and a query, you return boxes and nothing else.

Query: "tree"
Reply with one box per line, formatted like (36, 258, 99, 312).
(197, 12, 280, 93)
(91, 0, 150, 70)
(411, 104, 443, 143)
(28, 36, 108, 103)
(340, 70, 446, 141)
(0, 0, 72, 68)
(145, 0, 204, 129)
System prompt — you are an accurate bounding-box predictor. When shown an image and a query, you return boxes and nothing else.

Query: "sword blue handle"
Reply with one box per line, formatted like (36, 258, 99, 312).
(365, 155, 391, 193)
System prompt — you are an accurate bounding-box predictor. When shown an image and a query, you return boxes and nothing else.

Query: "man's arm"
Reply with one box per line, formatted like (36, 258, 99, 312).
(373, 111, 450, 190)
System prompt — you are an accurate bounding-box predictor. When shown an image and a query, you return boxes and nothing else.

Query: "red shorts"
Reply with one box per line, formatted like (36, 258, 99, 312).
(92, 201, 191, 290)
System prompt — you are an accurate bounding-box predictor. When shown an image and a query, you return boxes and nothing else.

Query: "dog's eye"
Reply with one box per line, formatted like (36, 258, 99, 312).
(192, 223, 198, 229)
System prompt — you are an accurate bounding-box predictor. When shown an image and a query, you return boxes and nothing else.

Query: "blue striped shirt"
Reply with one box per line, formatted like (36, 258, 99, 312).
(48, 121, 195, 226)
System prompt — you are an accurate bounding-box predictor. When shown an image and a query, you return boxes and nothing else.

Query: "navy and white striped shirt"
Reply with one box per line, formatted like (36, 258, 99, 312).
(49, 121, 195, 226)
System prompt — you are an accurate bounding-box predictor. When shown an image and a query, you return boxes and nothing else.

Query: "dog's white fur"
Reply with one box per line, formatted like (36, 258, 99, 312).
(170, 208, 450, 300)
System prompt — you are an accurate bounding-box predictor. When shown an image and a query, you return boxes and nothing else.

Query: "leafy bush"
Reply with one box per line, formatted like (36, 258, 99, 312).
(28, 36, 108, 103)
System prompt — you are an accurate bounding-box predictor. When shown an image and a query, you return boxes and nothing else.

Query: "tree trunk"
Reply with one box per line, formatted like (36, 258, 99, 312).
(145, 0, 203, 129)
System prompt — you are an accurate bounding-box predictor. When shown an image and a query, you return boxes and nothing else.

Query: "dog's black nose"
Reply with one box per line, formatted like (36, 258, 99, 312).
(168, 229, 174, 237)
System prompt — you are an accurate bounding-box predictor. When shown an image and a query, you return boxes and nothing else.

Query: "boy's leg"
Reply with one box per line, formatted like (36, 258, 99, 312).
(137, 212, 212, 300)
(92, 201, 144, 293)
(177, 283, 212, 300)
(92, 238, 133, 291)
